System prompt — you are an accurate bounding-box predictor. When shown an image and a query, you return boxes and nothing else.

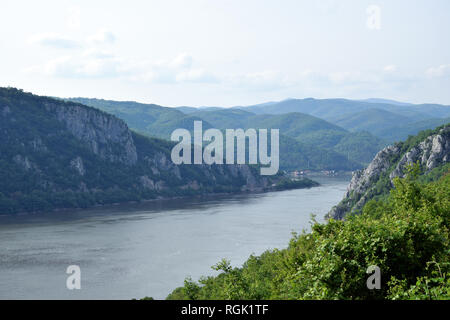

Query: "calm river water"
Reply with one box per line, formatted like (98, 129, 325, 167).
(0, 176, 349, 299)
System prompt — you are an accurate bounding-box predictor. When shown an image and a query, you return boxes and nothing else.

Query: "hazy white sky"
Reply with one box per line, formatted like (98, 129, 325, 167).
(1, 0, 449, 106)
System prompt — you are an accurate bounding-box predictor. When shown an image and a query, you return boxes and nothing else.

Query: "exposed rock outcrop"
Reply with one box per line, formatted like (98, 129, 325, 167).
(44, 102, 138, 166)
(70, 157, 85, 176)
(328, 125, 450, 220)
(390, 130, 450, 179)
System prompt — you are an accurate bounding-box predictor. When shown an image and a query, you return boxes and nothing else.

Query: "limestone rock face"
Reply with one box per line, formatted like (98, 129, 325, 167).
(44, 102, 138, 166)
(37, 101, 273, 194)
(70, 157, 85, 176)
(390, 131, 450, 179)
(328, 125, 450, 220)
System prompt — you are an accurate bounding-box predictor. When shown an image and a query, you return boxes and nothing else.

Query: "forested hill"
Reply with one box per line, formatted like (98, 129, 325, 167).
(67, 97, 383, 170)
(328, 124, 450, 220)
(237, 98, 450, 143)
(0, 87, 297, 214)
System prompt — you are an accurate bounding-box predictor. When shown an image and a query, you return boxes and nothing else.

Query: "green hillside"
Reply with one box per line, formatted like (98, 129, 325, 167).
(68, 97, 215, 138)
(333, 131, 388, 164)
(67, 98, 372, 170)
(380, 117, 450, 142)
(239, 98, 450, 121)
(277, 135, 361, 171)
(332, 108, 450, 143)
(164, 128, 450, 300)
(237, 98, 450, 144)
(333, 108, 412, 135)
(247, 112, 347, 140)
(0, 88, 285, 214)
(189, 108, 254, 128)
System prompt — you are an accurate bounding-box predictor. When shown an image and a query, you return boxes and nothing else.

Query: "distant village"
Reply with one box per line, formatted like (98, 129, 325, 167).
(289, 169, 338, 177)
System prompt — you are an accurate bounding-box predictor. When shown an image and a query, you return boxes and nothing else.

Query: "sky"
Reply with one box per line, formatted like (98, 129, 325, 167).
(1, 0, 449, 107)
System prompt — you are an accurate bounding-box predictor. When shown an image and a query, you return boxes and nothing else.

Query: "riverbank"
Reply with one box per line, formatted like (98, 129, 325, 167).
(0, 177, 320, 217)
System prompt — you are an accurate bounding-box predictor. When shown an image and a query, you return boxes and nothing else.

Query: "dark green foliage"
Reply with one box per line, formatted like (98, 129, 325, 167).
(0, 87, 302, 214)
(332, 131, 387, 164)
(167, 168, 450, 300)
(277, 135, 362, 171)
(380, 117, 450, 143)
(333, 108, 413, 135)
(273, 177, 319, 191)
(68, 97, 387, 170)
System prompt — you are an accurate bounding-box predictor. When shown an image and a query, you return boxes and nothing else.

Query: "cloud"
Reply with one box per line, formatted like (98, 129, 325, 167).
(328, 71, 381, 85)
(426, 64, 450, 78)
(170, 53, 193, 69)
(81, 48, 115, 59)
(28, 33, 80, 49)
(30, 28, 117, 49)
(25, 51, 219, 84)
(87, 29, 116, 45)
(131, 54, 218, 84)
(383, 65, 397, 73)
(26, 28, 122, 77)
(176, 69, 219, 83)
(224, 71, 292, 91)
(219, 66, 410, 93)
(25, 53, 128, 78)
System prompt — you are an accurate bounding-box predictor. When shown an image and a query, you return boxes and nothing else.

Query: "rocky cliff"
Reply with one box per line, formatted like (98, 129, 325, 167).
(0, 87, 291, 214)
(328, 124, 450, 220)
(43, 101, 138, 165)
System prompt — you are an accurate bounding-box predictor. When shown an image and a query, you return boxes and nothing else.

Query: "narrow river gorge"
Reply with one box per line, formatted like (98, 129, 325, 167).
(0, 176, 349, 299)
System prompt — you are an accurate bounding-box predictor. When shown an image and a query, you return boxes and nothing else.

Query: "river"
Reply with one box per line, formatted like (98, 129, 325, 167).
(0, 176, 349, 299)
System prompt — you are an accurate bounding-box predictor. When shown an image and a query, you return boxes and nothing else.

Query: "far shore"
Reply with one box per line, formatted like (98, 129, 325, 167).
(0, 176, 322, 218)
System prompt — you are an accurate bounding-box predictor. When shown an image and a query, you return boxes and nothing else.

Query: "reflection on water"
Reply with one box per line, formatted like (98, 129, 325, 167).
(0, 176, 349, 299)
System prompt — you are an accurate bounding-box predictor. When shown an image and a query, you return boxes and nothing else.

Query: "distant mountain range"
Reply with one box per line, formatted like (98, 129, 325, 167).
(68, 98, 384, 170)
(236, 97, 450, 119)
(67, 96, 450, 171)
(68, 98, 450, 170)
(358, 98, 414, 106)
(234, 98, 450, 142)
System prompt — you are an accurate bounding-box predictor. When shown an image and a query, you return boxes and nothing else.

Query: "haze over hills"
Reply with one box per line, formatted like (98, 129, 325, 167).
(332, 108, 450, 142)
(358, 98, 414, 106)
(65, 96, 450, 169)
(194, 97, 450, 143)
(333, 108, 413, 134)
(236, 98, 450, 120)
(67, 97, 385, 169)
